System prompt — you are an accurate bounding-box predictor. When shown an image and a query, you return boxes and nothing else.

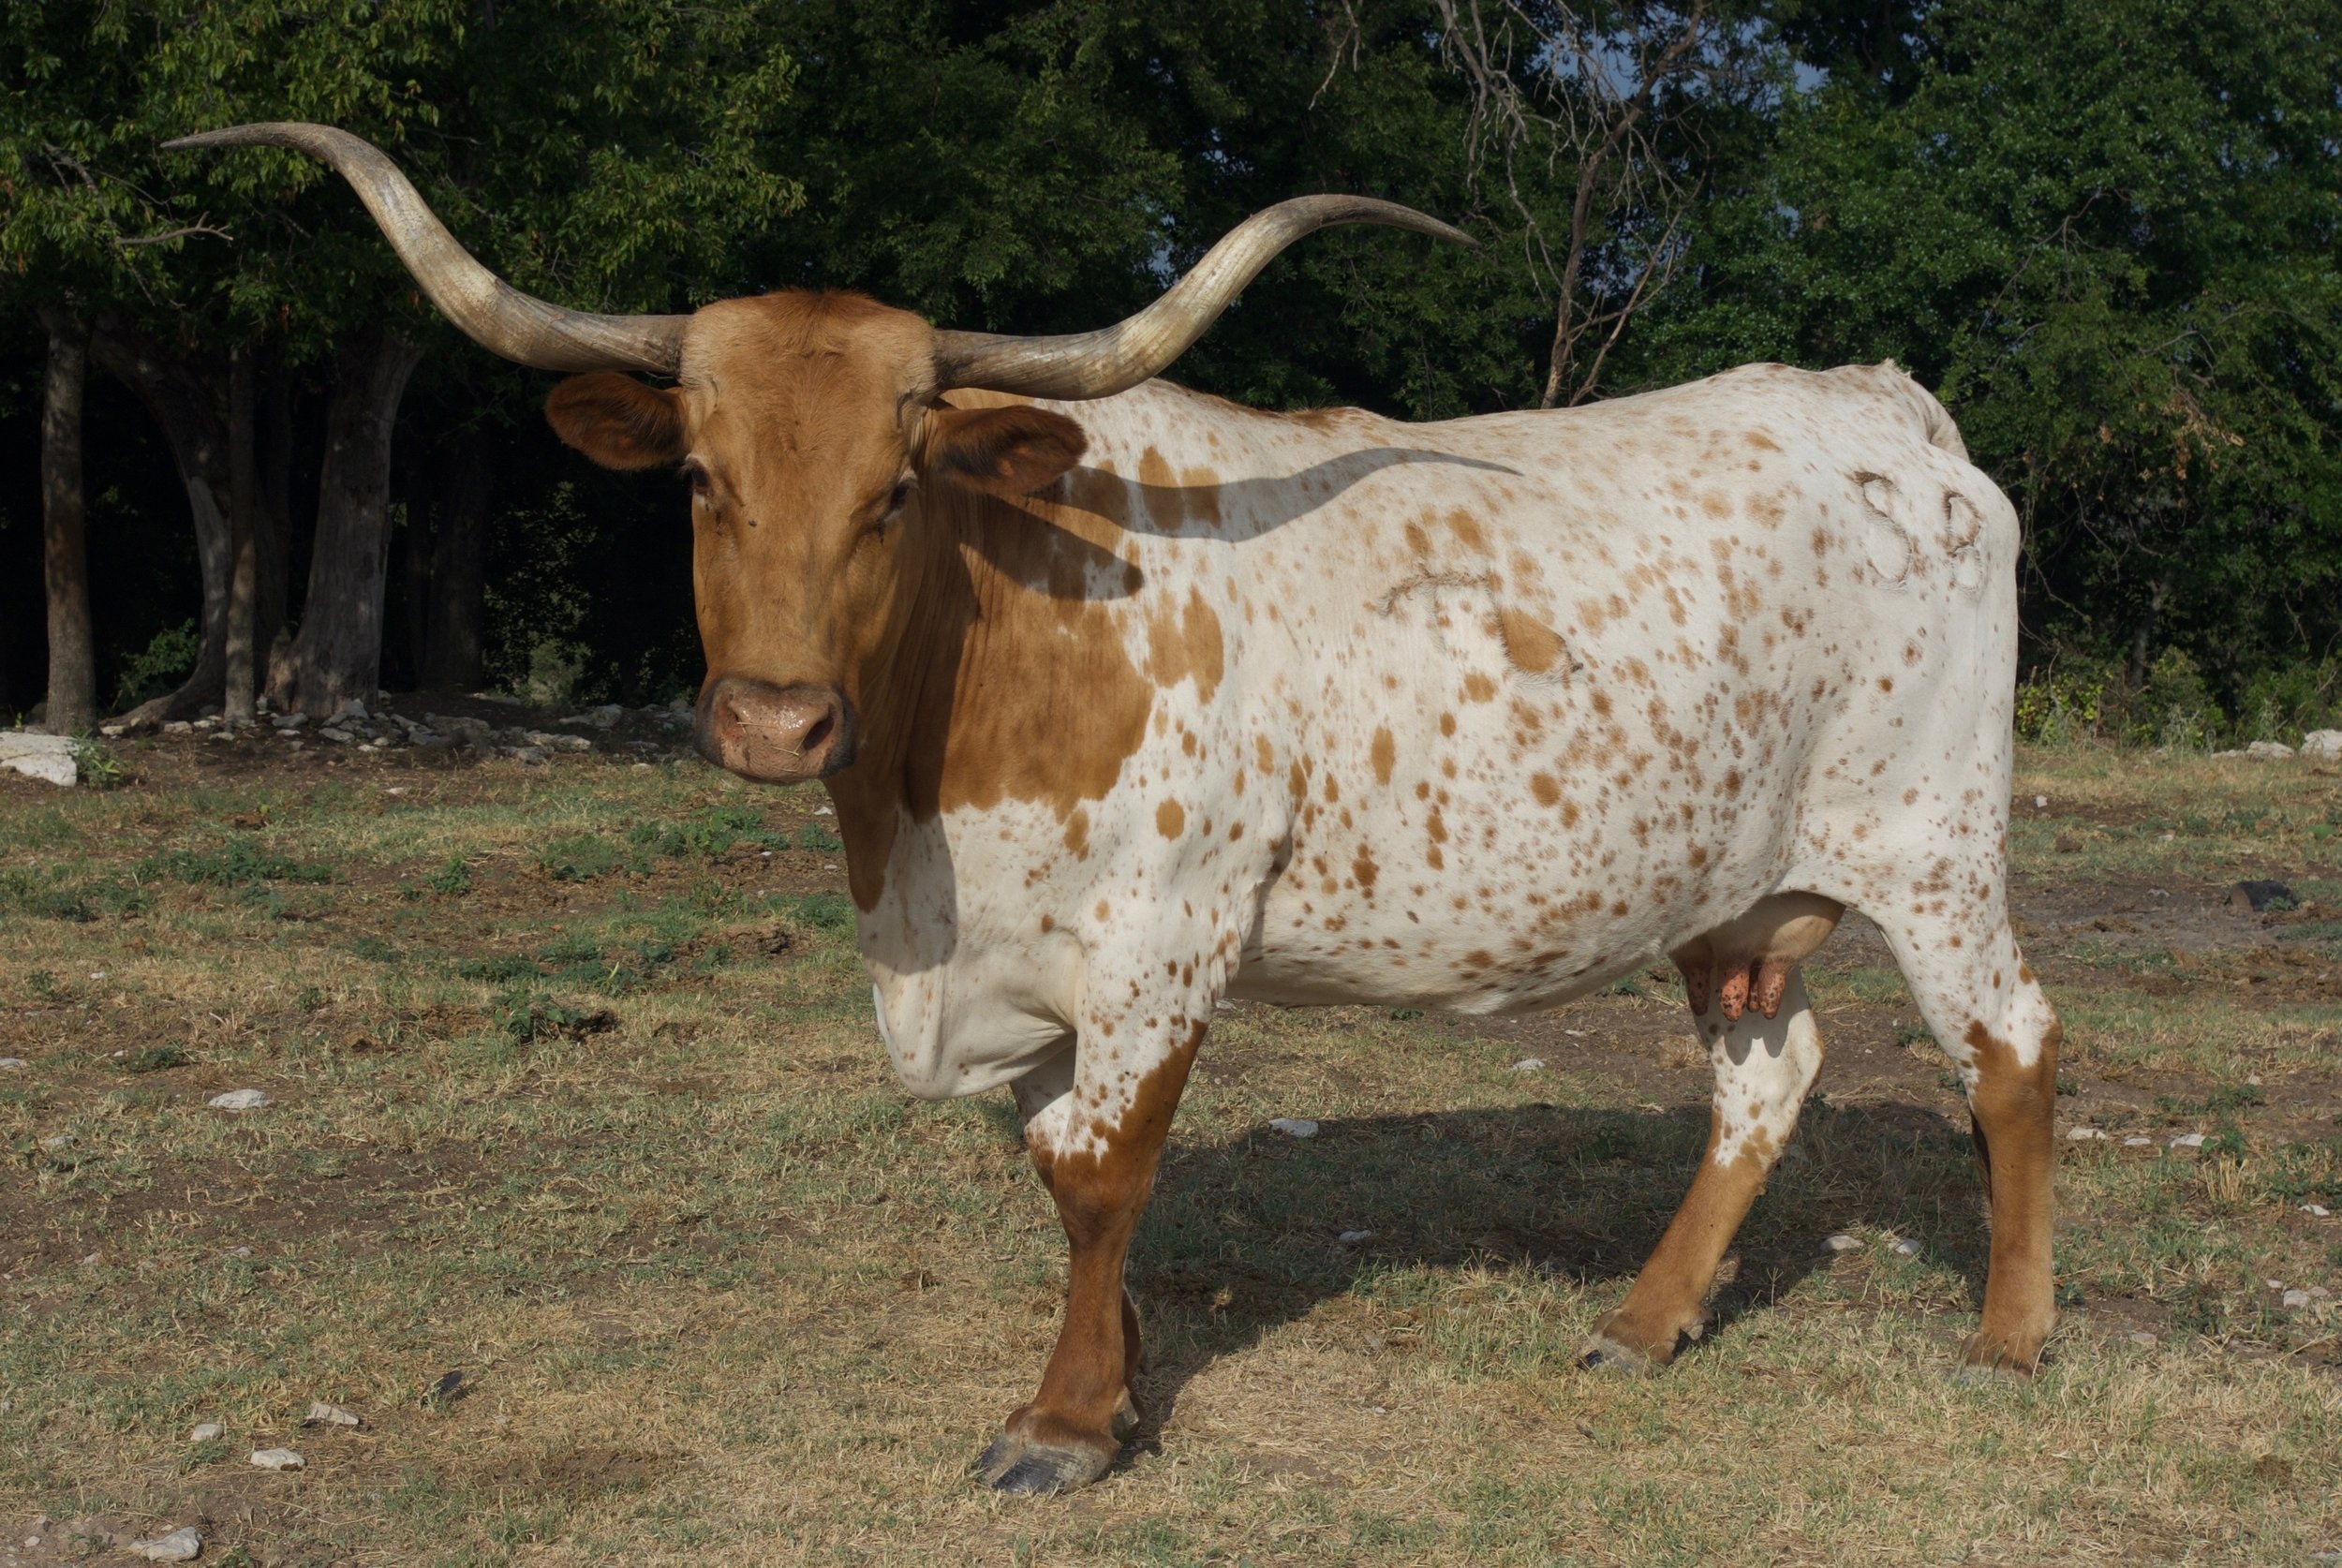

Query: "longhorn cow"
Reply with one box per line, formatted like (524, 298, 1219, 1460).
(170, 124, 2063, 1495)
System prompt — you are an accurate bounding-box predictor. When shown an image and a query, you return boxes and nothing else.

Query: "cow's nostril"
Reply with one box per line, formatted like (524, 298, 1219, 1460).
(801, 712, 834, 757)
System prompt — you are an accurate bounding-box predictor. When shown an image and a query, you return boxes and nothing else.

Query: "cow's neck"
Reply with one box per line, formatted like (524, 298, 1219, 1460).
(818, 453, 1169, 918)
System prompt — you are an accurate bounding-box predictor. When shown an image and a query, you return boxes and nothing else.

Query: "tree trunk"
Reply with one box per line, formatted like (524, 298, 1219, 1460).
(224, 347, 259, 724)
(422, 428, 492, 692)
(89, 321, 232, 726)
(268, 332, 422, 718)
(257, 357, 294, 671)
(37, 311, 96, 733)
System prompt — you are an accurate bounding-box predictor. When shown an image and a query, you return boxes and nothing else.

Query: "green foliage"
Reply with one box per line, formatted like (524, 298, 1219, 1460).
(111, 1043, 189, 1073)
(111, 620, 199, 709)
(424, 855, 471, 895)
(67, 733, 125, 790)
(2133, 649, 2220, 752)
(535, 834, 623, 883)
(137, 838, 333, 886)
(2012, 661, 2112, 747)
(1651, 0, 2342, 685)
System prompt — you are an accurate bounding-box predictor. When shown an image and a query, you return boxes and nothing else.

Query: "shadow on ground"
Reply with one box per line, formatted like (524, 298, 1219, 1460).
(1121, 1097, 1986, 1445)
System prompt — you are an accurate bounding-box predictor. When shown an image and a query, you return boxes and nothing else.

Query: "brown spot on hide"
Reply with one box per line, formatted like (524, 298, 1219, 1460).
(1496, 607, 1567, 674)
(1156, 800, 1186, 838)
(1064, 809, 1091, 860)
(1146, 589, 1223, 700)
(1531, 772, 1561, 806)
(1371, 727, 1396, 785)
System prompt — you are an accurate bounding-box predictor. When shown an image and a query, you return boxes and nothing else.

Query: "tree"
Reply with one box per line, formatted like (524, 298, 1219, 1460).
(1644, 0, 2342, 685)
(36, 309, 94, 731)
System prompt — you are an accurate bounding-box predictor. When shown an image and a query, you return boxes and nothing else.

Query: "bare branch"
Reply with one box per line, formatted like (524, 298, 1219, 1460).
(1431, 0, 1722, 406)
(117, 220, 233, 249)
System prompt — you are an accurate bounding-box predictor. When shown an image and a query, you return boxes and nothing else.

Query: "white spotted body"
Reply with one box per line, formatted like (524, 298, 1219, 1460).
(855, 361, 2038, 1170)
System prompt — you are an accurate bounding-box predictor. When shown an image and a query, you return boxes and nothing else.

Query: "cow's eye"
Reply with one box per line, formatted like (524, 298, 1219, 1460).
(886, 480, 912, 516)
(680, 460, 711, 501)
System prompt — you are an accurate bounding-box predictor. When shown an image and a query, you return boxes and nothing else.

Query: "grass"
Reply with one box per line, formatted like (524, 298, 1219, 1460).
(0, 741, 2337, 1564)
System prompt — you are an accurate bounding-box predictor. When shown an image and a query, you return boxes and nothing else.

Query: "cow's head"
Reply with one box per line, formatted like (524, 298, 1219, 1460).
(165, 123, 1470, 785)
(538, 296, 1094, 781)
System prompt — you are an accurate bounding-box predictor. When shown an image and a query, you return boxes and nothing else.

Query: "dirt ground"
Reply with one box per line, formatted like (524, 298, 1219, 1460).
(1, 723, 2336, 1565)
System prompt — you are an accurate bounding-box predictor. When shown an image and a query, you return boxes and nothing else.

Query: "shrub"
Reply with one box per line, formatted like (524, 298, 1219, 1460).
(112, 620, 199, 709)
(2014, 659, 2113, 746)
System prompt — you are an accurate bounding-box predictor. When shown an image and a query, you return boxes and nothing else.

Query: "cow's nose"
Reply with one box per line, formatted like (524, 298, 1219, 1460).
(696, 676, 857, 782)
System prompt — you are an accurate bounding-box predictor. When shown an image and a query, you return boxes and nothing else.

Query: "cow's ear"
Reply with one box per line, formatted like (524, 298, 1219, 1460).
(926, 405, 1088, 497)
(545, 373, 687, 470)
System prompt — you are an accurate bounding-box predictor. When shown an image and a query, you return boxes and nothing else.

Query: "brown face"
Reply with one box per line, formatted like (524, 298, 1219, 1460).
(543, 292, 1088, 786)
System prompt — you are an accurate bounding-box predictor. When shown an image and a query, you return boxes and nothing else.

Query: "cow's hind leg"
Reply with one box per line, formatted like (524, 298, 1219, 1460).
(1581, 965, 1825, 1372)
(978, 1018, 1203, 1495)
(1877, 910, 2061, 1373)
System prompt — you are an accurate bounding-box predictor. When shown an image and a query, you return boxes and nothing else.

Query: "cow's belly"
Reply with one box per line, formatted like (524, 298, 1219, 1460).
(1225, 609, 1837, 1013)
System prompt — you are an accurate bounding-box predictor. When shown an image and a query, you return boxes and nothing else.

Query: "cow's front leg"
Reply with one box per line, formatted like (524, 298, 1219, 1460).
(978, 1015, 1204, 1495)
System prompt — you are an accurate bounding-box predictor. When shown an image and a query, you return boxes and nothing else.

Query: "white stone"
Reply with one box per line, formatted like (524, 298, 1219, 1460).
(1337, 1230, 1374, 1246)
(208, 1088, 269, 1112)
(0, 1058, 25, 1070)
(127, 1527, 200, 1561)
(1823, 1233, 1864, 1252)
(163, 720, 192, 734)
(2246, 740, 2294, 759)
(2300, 729, 2342, 761)
(248, 1447, 303, 1471)
(1268, 1117, 1318, 1139)
(188, 1422, 223, 1442)
(304, 1400, 360, 1427)
(2123, 1136, 2156, 1147)
(337, 698, 368, 720)
(2066, 1126, 2111, 1141)
(2033, 795, 2048, 809)
(0, 731, 78, 787)
(506, 746, 547, 764)
(814, 805, 836, 816)
(2305, 1204, 2333, 1218)
(2283, 1288, 2312, 1309)
(2127, 1330, 2157, 1347)
(2170, 1132, 2207, 1149)
(1890, 1237, 1923, 1257)
(1510, 1058, 1545, 1073)
(38, 1133, 72, 1153)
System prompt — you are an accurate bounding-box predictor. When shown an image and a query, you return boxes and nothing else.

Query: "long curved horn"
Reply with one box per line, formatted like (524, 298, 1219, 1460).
(163, 123, 688, 376)
(932, 196, 1474, 400)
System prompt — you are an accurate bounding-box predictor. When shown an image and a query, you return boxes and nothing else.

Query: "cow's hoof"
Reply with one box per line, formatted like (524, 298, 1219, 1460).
(1955, 1328, 2045, 1380)
(977, 1435, 1114, 1495)
(1577, 1333, 1658, 1376)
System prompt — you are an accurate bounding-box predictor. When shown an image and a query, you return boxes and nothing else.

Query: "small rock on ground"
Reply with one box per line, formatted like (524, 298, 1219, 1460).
(127, 1526, 201, 1561)
(2284, 1289, 2313, 1309)
(304, 1401, 360, 1427)
(2127, 1330, 2158, 1347)
(1510, 1058, 1545, 1072)
(1337, 1230, 1374, 1246)
(1267, 1117, 1319, 1138)
(2170, 1132, 2207, 1149)
(1890, 1237, 1923, 1257)
(2305, 1204, 2333, 1218)
(187, 1422, 223, 1442)
(208, 1088, 269, 1112)
(0, 1058, 25, 1070)
(1823, 1234, 1864, 1252)
(2066, 1126, 2111, 1141)
(248, 1447, 303, 1471)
